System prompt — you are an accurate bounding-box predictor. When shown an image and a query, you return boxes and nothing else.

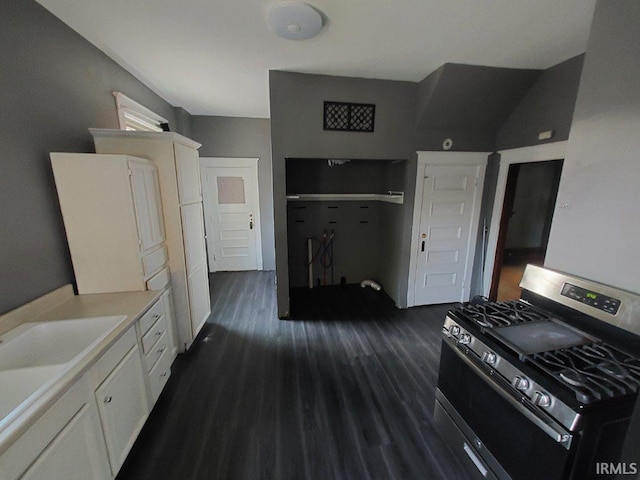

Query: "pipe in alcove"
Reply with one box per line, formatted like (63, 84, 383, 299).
(307, 238, 314, 289)
(306, 231, 335, 288)
(360, 279, 381, 291)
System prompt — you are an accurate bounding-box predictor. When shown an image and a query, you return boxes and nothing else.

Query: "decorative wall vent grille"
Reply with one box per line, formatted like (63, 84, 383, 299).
(323, 101, 375, 132)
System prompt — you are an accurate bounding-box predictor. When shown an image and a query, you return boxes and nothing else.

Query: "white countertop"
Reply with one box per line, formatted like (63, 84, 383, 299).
(0, 287, 161, 455)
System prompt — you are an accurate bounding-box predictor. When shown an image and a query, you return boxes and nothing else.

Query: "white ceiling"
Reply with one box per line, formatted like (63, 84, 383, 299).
(36, 0, 597, 119)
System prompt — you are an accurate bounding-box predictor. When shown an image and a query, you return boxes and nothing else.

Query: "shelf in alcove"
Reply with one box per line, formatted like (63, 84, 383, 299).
(286, 192, 404, 205)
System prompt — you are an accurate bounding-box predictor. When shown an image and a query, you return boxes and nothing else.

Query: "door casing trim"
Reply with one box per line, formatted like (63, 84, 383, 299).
(482, 141, 567, 296)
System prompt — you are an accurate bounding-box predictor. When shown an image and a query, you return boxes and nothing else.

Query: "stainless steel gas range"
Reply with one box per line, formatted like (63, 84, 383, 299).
(435, 265, 640, 480)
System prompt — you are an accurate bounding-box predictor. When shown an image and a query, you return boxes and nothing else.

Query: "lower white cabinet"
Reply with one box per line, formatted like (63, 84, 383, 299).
(95, 345, 149, 475)
(0, 376, 110, 480)
(19, 401, 111, 480)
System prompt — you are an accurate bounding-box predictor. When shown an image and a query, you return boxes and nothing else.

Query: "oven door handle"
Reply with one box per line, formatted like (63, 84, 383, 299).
(448, 341, 573, 449)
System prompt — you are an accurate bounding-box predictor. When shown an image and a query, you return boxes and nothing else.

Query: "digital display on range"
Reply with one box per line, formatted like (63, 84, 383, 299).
(561, 283, 621, 314)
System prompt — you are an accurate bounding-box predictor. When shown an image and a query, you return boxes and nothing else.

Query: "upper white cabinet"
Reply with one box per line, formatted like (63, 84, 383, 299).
(174, 142, 202, 204)
(51, 153, 166, 294)
(90, 129, 211, 352)
(129, 160, 165, 253)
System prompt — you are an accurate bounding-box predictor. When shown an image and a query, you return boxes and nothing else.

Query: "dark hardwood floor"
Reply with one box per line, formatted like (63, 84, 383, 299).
(116, 272, 471, 480)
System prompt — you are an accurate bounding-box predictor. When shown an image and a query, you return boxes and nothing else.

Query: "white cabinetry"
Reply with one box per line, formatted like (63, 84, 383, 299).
(0, 377, 110, 480)
(91, 129, 211, 351)
(50, 153, 167, 294)
(0, 324, 149, 480)
(95, 346, 148, 475)
(136, 295, 173, 403)
(88, 326, 149, 477)
(19, 401, 110, 480)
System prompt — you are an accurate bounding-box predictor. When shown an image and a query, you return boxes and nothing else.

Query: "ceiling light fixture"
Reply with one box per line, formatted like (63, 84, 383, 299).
(266, 1, 324, 40)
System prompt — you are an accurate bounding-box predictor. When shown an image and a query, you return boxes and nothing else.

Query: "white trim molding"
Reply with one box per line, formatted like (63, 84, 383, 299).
(407, 151, 490, 307)
(482, 141, 568, 296)
(113, 92, 168, 132)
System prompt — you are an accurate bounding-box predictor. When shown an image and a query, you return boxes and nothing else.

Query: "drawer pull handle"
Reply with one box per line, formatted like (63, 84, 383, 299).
(157, 347, 165, 354)
(160, 372, 168, 378)
(155, 331, 162, 336)
(104, 396, 113, 404)
(463, 442, 488, 477)
(154, 314, 160, 319)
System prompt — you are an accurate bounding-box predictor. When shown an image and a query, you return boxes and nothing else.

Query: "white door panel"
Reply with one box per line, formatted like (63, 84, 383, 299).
(201, 162, 260, 272)
(414, 164, 482, 305)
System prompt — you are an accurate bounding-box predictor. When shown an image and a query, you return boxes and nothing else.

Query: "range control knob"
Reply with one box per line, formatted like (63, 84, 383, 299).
(512, 376, 530, 391)
(482, 351, 497, 365)
(450, 325, 461, 337)
(533, 391, 551, 407)
(457, 333, 471, 345)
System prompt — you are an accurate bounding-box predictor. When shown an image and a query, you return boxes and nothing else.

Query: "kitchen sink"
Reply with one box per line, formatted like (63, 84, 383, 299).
(0, 365, 64, 421)
(0, 316, 125, 370)
(0, 315, 126, 424)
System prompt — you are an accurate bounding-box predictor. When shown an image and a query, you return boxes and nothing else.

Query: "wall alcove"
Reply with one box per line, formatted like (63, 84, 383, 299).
(285, 158, 406, 296)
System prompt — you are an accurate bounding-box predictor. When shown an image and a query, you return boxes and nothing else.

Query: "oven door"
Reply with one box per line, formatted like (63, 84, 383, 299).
(437, 341, 576, 480)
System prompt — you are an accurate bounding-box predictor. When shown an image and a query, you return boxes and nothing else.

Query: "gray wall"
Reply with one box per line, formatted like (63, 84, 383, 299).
(190, 116, 275, 270)
(545, 1, 640, 294)
(541, 1, 640, 466)
(0, 0, 184, 315)
(415, 63, 541, 151)
(270, 71, 417, 316)
(496, 55, 584, 150)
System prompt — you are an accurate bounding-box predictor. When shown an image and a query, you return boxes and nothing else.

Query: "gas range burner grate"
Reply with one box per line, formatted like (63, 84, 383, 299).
(529, 344, 640, 404)
(457, 300, 551, 329)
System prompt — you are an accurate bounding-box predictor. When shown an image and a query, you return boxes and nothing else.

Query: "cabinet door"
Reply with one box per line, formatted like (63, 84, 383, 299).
(19, 402, 110, 480)
(95, 346, 149, 476)
(161, 288, 179, 359)
(181, 203, 208, 274)
(187, 262, 211, 339)
(174, 142, 201, 204)
(129, 160, 165, 253)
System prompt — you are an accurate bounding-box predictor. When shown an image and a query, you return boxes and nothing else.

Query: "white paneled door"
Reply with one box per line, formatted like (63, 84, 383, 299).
(413, 156, 486, 305)
(201, 158, 262, 272)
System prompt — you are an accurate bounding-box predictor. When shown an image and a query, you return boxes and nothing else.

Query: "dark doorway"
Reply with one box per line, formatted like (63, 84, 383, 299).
(490, 159, 563, 301)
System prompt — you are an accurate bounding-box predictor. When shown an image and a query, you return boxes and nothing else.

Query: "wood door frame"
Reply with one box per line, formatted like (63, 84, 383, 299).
(488, 163, 521, 300)
(407, 151, 489, 307)
(199, 157, 263, 272)
(482, 141, 567, 296)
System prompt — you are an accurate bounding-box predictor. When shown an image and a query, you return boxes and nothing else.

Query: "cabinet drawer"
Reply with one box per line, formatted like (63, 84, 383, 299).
(138, 299, 165, 336)
(143, 332, 169, 372)
(146, 266, 170, 291)
(148, 349, 172, 402)
(142, 246, 167, 278)
(141, 314, 167, 354)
